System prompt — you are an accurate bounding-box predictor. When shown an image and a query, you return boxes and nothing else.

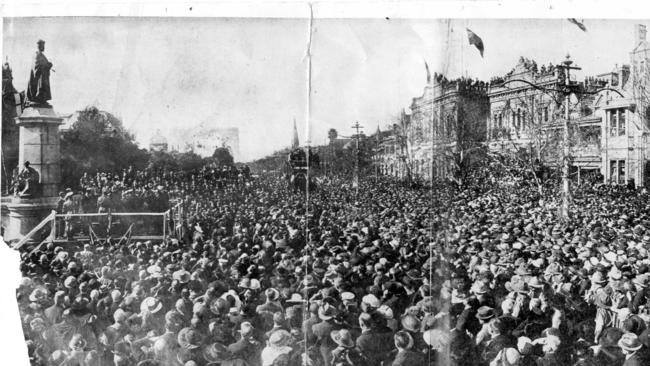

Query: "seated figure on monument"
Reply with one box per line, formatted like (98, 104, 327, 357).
(26, 39, 53, 107)
(14, 161, 40, 198)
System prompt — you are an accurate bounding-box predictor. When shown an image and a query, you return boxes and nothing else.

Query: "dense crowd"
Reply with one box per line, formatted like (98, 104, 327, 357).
(14, 159, 650, 366)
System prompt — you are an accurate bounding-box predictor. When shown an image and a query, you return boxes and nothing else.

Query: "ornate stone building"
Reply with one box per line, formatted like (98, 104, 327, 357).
(487, 57, 605, 180)
(409, 74, 489, 180)
(378, 74, 489, 181)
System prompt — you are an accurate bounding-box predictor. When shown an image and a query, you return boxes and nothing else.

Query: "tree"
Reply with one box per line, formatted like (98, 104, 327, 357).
(449, 94, 490, 186)
(328, 128, 338, 142)
(60, 106, 149, 188)
(212, 146, 234, 166)
(147, 150, 179, 172)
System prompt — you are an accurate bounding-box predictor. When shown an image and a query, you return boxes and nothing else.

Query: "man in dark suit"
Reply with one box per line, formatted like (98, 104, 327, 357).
(356, 312, 394, 366)
(618, 332, 650, 366)
(480, 317, 516, 365)
(227, 321, 262, 366)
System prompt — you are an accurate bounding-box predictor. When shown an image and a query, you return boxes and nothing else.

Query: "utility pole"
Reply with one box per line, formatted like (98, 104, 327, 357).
(351, 121, 364, 196)
(556, 54, 581, 220)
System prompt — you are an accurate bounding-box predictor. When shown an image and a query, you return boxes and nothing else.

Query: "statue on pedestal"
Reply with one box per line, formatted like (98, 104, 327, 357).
(13, 161, 40, 198)
(26, 39, 53, 107)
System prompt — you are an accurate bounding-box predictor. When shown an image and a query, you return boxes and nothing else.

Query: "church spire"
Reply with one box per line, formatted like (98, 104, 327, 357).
(292, 118, 300, 148)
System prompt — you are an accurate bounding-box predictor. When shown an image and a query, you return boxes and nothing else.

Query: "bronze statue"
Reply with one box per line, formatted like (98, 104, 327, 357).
(14, 161, 40, 198)
(26, 39, 53, 107)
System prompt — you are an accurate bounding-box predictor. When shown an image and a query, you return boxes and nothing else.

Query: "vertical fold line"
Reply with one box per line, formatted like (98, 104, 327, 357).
(303, 3, 314, 363)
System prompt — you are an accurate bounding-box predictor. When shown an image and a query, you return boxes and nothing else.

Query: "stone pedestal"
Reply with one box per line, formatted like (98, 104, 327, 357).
(4, 197, 57, 243)
(3, 106, 63, 243)
(16, 106, 63, 198)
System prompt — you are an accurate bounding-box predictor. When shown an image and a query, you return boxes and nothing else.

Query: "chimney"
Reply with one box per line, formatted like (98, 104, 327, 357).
(635, 24, 647, 45)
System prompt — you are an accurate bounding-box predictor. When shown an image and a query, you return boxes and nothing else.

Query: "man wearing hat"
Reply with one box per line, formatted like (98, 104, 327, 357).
(586, 271, 614, 343)
(618, 332, 649, 366)
(475, 306, 497, 346)
(330, 329, 366, 366)
(227, 322, 262, 366)
(63, 191, 76, 240)
(481, 317, 517, 365)
(356, 312, 393, 366)
(312, 303, 342, 366)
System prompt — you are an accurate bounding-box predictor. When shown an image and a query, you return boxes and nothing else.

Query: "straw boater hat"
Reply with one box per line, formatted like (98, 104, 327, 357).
(591, 271, 607, 285)
(140, 297, 163, 314)
(617, 332, 643, 352)
(400, 314, 421, 332)
(172, 270, 191, 284)
(476, 306, 496, 321)
(318, 303, 338, 321)
(269, 329, 293, 348)
(178, 328, 204, 350)
(330, 329, 355, 348)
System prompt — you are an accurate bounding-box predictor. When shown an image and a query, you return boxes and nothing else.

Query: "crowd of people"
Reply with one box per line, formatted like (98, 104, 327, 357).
(14, 158, 650, 366)
(54, 165, 253, 240)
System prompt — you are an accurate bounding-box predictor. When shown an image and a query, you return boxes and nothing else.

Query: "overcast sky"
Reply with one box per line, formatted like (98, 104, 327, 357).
(3, 18, 647, 161)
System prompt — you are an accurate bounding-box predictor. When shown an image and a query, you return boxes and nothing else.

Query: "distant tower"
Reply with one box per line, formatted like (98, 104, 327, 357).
(292, 118, 299, 148)
(149, 130, 168, 152)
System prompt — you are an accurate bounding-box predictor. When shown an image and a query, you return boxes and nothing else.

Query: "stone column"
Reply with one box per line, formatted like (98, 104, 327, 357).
(4, 106, 62, 243)
(16, 107, 63, 197)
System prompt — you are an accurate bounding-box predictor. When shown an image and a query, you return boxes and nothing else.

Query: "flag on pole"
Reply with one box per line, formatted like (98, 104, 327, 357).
(292, 118, 299, 148)
(568, 18, 587, 32)
(424, 60, 431, 83)
(466, 28, 484, 57)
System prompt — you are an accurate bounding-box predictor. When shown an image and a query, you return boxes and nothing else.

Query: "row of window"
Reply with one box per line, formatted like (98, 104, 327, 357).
(489, 107, 627, 137)
(491, 106, 550, 131)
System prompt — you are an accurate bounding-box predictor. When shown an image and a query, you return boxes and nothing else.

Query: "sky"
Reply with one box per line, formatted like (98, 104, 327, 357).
(3, 17, 648, 161)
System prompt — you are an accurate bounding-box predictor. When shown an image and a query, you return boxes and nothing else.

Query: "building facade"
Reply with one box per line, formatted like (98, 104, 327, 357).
(378, 74, 489, 181)
(378, 25, 650, 187)
(596, 24, 650, 187)
(487, 56, 605, 181)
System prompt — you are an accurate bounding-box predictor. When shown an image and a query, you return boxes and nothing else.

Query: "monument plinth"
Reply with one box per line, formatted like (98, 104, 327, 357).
(4, 106, 62, 243)
(16, 106, 63, 197)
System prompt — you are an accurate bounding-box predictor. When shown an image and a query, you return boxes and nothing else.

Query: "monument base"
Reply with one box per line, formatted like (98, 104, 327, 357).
(4, 196, 57, 245)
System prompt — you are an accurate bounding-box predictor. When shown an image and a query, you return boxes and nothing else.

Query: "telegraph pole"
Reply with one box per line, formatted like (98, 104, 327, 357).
(351, 121, 364, 196)
(556, 54, 581, 220)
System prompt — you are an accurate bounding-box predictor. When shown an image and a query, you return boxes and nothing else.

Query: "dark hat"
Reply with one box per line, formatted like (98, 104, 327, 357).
(36, 40, 45, 44)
